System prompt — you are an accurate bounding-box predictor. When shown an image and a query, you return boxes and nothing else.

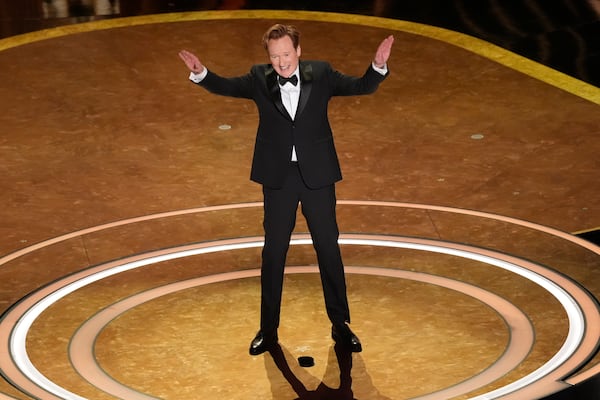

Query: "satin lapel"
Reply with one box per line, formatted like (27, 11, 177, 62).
(265, 66, 291, 120)
(297, 63, 313, 118)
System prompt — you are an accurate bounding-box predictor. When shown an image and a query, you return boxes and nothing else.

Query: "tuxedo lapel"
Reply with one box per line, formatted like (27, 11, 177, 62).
(265, 66, 291, 120)
(296, 62, 313, 118)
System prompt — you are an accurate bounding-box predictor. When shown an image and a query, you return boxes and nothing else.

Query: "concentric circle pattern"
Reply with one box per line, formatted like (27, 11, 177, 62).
(1, 202, 599, 399)
(1, 9, 600, 400)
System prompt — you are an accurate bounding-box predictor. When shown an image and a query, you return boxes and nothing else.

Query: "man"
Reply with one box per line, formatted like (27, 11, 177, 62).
(179, 24, 393, 356)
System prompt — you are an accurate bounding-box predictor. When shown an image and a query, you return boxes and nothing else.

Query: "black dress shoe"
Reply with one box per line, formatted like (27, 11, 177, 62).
(332, 324, 362, 353)
(249, 330, 277, 356)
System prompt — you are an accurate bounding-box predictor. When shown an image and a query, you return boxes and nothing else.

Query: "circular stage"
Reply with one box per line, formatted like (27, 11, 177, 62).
(1, 10, 599, 400)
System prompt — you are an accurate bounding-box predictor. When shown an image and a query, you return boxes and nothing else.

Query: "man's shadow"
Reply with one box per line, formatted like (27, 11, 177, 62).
(265, 342, 391, 400)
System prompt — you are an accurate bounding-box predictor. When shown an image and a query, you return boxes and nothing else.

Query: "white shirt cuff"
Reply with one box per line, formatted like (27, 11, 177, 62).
(189, 68, 208, 83)
(371, 62, 388, 75)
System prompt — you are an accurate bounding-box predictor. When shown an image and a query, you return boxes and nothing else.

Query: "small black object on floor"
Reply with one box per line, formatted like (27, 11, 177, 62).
(298, 356, 315, 367)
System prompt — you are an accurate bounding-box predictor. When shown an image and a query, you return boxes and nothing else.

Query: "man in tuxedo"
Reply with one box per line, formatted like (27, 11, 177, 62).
(179, 24, 393, 356)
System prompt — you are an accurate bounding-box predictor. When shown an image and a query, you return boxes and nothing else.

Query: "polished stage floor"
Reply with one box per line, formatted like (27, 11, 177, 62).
(0, 8, 600, 400)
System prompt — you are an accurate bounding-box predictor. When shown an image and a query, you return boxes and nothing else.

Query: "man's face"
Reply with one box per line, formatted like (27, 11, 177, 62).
(267, 35, 301, 78)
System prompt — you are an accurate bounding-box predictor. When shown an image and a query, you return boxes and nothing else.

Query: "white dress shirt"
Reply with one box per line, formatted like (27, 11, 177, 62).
(278, 67, 301, 161)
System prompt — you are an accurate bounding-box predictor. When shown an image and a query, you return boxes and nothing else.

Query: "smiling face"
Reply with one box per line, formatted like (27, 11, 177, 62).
(267, 35, 301, 78)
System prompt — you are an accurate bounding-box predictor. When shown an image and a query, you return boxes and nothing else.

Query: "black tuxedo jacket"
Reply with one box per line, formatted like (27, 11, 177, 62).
(196, 60, 388, 189)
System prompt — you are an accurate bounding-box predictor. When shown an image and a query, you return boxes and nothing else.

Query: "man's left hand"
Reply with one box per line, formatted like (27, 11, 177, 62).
(374, 35, 394, 68)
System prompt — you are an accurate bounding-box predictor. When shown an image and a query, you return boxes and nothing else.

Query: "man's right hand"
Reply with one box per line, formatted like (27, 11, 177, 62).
(178, 50, 205, 74)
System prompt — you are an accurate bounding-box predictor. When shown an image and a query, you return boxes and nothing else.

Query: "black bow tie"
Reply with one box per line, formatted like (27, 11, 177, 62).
(278, 75, 298, 86)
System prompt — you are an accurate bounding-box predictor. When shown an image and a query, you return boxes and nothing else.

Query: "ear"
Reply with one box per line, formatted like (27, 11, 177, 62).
(297, 45, 302, 58)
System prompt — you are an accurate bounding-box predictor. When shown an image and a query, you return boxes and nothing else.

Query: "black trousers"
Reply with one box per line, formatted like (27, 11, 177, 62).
(260, 162, 350, 332)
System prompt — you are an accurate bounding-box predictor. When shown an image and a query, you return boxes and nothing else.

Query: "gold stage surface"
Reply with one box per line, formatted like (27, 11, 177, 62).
(0, 10, 599, 400)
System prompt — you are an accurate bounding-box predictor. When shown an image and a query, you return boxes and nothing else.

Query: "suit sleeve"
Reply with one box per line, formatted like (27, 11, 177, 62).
(330, 64, 388, 96)
(195, 69, 255, 100)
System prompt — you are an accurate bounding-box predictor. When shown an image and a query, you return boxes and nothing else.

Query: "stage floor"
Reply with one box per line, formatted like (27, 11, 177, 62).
(0, 11, 599, 400)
